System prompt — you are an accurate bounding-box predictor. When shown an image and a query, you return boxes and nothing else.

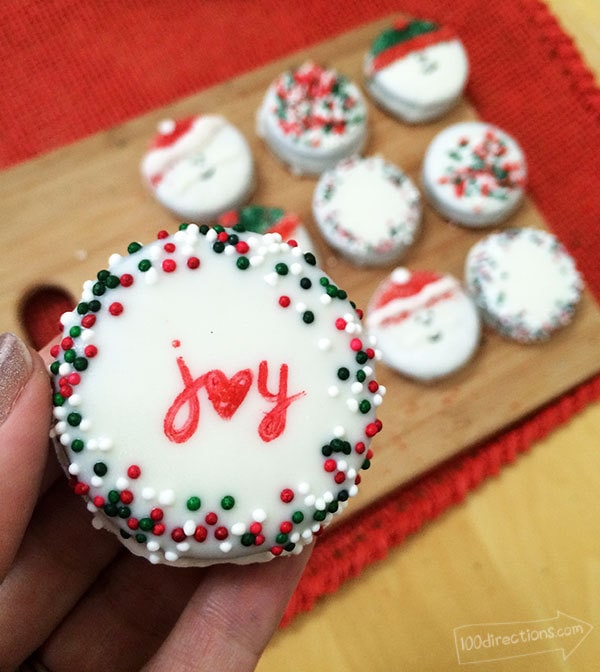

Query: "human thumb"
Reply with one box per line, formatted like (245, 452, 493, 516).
(0, 332, 52, 580)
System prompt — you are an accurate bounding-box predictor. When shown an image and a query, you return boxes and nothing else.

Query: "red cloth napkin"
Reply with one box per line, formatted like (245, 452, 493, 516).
(2, 0, 599, 624)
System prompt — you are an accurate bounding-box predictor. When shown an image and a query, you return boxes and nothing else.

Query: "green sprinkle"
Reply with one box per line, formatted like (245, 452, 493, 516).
(93, 462, 108, 476)
(319, 277, 329, 287)
(336, 289, 348, 299)
(337, 367, 350, 380)
(241, 533, 255, 547)
(321, 444, 332, 457)
(362, 458, 371, 470)
(302, 311, 315, 324)
(179, 223, 190, 230)
(330, 438, 344, 452)
(63, 349, 76, 363)
(88, 300, 101, 312)
(108, 490, 120, 504)
(53, 393, 65, 406)
(356, 370, 366, 382)
(313, 510, 327, 522)
(213, 225, 225, 233)
(67, 412, 82, 427)
(221, 495, 235, 510)
(138, 259, 152, 272)
(292, 511, 304, 524)
(135, 533, 147, 543)
(97, 269, 110, 282)
(69, 326, 82, 338)
(300, 277, 312, 289)
(359, 400, 372, 414)
(50, 361, 60, 374)
(326, 285, 338, 297)
(236, 256, 250, 270)
(71, 439, 84, 453)
(213, 241, 225, 253)
(76, 302, 89, 315)
(228, 234, 239, 245)
(105, 274, 120, 289)
(199, 224, 210, 235)
(327, 501, 339, 514)
(73, 357, 88, 371)
(284, 542, 296, 552)
(92, 282, 106, 296)
(128, 242, 142, 254)
(275, 262, 288, 276)
(276, 532, 289, 544)
(119, 530, 131, 540)
(338, 490, 349, 501)
(104, 503, 118, 517)
(186, 496, 201, 511)
(118, 506, 131, 519)
(139, 517, 153, 531)
(304, 252, 316, 266)
(356, 351, 368, 364)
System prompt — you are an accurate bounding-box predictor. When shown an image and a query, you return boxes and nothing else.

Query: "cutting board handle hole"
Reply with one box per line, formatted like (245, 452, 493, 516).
(18, 284, 75, 350)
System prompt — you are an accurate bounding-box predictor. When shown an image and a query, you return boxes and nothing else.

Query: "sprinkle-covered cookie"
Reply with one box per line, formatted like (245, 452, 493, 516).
(256, 61, 368, 175)
(218, 205, 314, 253)
(49, 224, 384, 567)
(422, 122, 527, 227)
(141, 115, 255, 223)
(364, 17, 469, 123)
(312, 155, 422, 266)
(367, 267, 480, 381)
(465, 228, 582, 343)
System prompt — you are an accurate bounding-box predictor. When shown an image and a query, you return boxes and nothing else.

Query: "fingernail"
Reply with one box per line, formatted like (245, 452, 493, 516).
(0, 332, 33, 427)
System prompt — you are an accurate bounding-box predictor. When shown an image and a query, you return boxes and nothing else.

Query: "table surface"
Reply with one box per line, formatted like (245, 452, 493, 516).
(256, 2, 600, 671)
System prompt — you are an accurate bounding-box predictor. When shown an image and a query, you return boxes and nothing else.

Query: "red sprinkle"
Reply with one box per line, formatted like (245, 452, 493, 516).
(194, 525, 208, 542)
(350, 338, 363, 351)
(217, 231, 229, 243)
(280, 521, 293, 534)
(365, 422, 379, 437)
(127, 464, 141, 479)
(255, 534, 265, 545)
(120, 490, 134, 504)
(249, 522, 262, 535)
(280, 488, 294, 503)
(50, 344, 60, 358)
(164, 242, 176, 253)
(162, 259, 177, 273)
(150, 507, 164, 521)
(67, 372, 81, 385)
(109, 302, 124, 316)
(120, 273, 134, 287)
(61, 337, 74, 351)
(93, 496, 105, 507)
(366, 348, 375, 359)
(368, 381, 379, 393)
(127, 518, 139, 530)
(355, 441, 366, 454)
(271, 546, 283, 556)
(279, 296, 291, 308)
(324, 459, 336, 472)
(335, 318, 347, 330)
(187, 256, 200, 269)
(334, 471, 346, 484)
(171, 527, 186, 543)
(74, 482, 89, 496)
(205, 512, 218, 526)
(214, 526, 228, 540)
(157, 230, 169, 239)
(152, 523, 166, 536)
(81, 314, 96, 328)
(84, 345, 98, 358)
(235, 241, 250, 254)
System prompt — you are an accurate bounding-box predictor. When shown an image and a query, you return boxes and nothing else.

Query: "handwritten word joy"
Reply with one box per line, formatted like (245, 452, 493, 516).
(163, 356, 305, 444)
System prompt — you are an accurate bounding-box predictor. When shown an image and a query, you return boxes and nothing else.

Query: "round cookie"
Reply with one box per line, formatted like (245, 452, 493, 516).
(364, 17, 469, 123)
(312, 155, 422, 266)
(141, 115, 255, 223)
(256, 61, 368, 175)
(367, 268, 480, 381)
(422, 122, 527, 227)
(49, 224, 384, 567)
(465, 228, 582, 343)
(218, 205, 314, 253)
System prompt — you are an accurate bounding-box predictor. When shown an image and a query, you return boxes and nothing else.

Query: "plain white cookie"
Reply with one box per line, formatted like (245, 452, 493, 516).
(422, 121, 527, 227)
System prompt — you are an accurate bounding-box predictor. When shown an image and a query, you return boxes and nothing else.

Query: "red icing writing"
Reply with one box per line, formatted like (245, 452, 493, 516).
(164, 357, 305, 444)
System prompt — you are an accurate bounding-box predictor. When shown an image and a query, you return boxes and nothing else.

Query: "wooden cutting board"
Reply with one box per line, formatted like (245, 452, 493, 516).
(1, 17, 599, 515)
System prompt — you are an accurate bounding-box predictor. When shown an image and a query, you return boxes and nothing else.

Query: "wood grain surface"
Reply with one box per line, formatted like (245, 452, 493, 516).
(1, 16, 599, 527)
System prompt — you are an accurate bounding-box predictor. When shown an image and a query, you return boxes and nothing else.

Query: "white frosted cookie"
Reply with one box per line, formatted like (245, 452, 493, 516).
(141, 115, 255, 223)
(422, 122, 527, 227)
(312, 155, 422, 266)
(367, 268, 480, 381)
(364, 17, 469, 123)
(217, 205, 314, 253)
(49, 224, 384, 567)
(465, 228, 582, 343)
(256, 61, 368, 175)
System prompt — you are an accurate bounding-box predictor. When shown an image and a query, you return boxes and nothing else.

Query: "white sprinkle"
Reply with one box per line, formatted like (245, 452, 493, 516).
(323, 490, 334, 503)
(268, 242, 281, 254)
(224, 245, 236, 256)
(295, 301, 307, 313)
(231, 522, 246, 536)
(91, 476, 103, 487)
(158, 118, 176, 134)
(87, 501, 97, 513)
(98, 437, 113, 451)
(79, 419, 91, 431)
(250, 255, 264, 267)
(59, 311, 72, 326)
(337, 460, 348, 471)
(68, 394, 82, 406)
(351, 382, 363, 394)
(362, 366, 374, 376)
(304, 494, 316, 507)
(333, 425, 346, 437)
(317, 337, 331, 350)
(345, 323, 357, 334)
(311, 523, 321, 533)
(91, 515, 104, 530)
(252, 508, 267, 523)
(87, 438, 98, 450)
(80, 329, 95, 342)
(55, 420, 67, 434)
(142, 487, 156, 500)
(290, 262, 303, 275)
(320, 294, 332, 305)
(173, 230, 187, 243)
(373, 394, 383, 406)
(292, 545, 303, 555)
(298, 482, 310, 494)
(347, 468, 357, 479)
(164, 551, 179, 562)
(219, 542, 232, 553)
(349, 485, 359, 497)
(177, 542, 190, 552)
(205, 228, 218, 242)
(302, 529, 313, 541)
(327, 385, 339, 397)
(59, 433, 70, 446)
(108, 253, 122, 266)
(68, 463, 80, 476)
(58, 363, 72, 376)
(148, 554, 160, 564)
(315, 497, 326, 511)
(186, 224, 199, 236)
(149, 245, 162, 261)
(147, 540, 160, 552)
(378, 384, 387, 396)
(264, 272, 278, 286)
(53, 406, 67, 420)
(159, 489, 176, 506)
(116, 477, 129, 490)
(183, 520, 196, 536)
(291, 246, 303, 257)
(343, 313, 355, 323)
(290, 532, 300, 543)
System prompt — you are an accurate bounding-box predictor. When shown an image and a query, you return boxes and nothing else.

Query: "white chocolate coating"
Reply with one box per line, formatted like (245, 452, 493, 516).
(50, 225, 383, 566)
(141, 115, 255, 223)
(313, 155, 422, 266)
(365, 39, 468, 123)
(367, 268, 480, 380)
(465, 228, 582, 342)
(256, 61, 368, 175)
(422, 122, 527, 227)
